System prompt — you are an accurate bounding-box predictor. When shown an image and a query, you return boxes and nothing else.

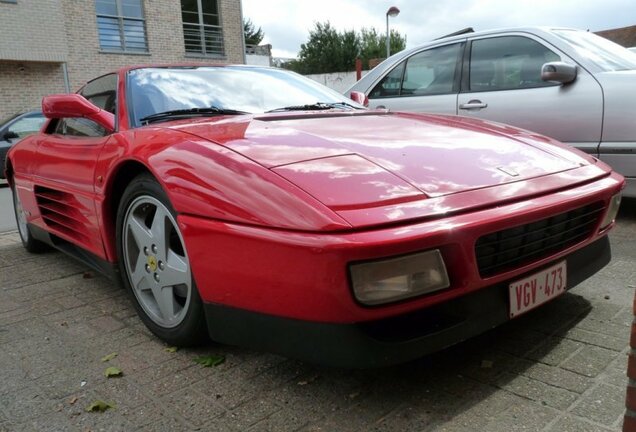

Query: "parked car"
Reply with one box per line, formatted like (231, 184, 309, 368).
(0, 110, 45, 185)
(348, 27, 636, 198)
(4, 65, 624, 367)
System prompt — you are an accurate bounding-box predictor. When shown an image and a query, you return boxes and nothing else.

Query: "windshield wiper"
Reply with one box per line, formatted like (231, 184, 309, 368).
(140, 107, 249, 124)
(265, 101, 361, 113)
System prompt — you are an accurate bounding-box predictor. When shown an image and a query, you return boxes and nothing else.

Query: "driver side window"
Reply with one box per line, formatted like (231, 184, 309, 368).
(51, 73, 117, 138)
(54, 118, 106, 138)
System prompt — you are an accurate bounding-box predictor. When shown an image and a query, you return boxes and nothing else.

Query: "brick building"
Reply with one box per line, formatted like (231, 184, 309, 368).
(0, 0, 245, 120)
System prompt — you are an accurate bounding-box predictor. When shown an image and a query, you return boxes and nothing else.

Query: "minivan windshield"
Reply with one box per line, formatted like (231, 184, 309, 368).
(553, 29, 636, 71)
(127, 66, 362, 126)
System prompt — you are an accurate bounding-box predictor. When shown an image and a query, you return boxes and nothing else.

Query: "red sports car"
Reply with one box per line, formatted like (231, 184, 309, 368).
(4, 65, 624, 367)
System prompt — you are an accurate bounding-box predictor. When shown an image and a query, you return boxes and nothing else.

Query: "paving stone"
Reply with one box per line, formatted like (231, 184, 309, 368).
(482, 400, 558, 431)
(512, 359, 591, 394)
(118, 403, 174, 429)
(494, 373, 578, 410)
(88, 315, 126, 333)
(94, 377, 150, 410)
(559, 327, 627, 352)
(0, 385, 61, 422)
(600, 366, 630, 389)
(548, 415, 614, 432)
(247, 408, 309, 432)
(560, 345, 619, 377)
(69, 410, 136, 432)
(570, 384, 627, 425)
(162, 388, 226, 428)
(226, 397, 282, 431)
(27, 412, 82, 432)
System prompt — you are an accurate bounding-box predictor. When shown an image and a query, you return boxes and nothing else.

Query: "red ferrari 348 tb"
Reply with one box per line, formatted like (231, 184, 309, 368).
(2, 65, 624, 367)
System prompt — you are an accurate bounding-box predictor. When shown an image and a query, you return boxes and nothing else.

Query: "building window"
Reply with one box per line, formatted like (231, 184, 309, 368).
(181, 0, 225, 57)
(95, 0, 148, 52)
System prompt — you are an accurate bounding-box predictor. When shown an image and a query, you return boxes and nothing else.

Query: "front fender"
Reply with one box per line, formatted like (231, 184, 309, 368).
(96, 128, 350, 260)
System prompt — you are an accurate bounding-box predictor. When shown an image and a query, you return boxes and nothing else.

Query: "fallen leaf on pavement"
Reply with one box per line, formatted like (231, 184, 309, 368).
(104, 366, 123, 378)
(69, 396, 78, 405)
(481, 360, 494, 368)
(165, 347, 178, 353)
(193, 355, 225, 367)
(100, 352, 118, 362)
(86, 400, 115, 412)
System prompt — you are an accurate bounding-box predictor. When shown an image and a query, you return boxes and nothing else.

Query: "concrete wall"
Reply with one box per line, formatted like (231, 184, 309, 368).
(246, 54, 271, 66)
(305, 71, 369, 94)
(0, 0, 245, 119)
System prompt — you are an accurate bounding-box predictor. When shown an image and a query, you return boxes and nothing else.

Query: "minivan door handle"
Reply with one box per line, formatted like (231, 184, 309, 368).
(459, 100, 488, 110)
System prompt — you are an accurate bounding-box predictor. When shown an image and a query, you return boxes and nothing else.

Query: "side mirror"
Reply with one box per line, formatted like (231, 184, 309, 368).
(42, 94, 115, 132)
(3, 131, 20, 141)
(349, 91, 369, 108)
(541, 62, 577, 84)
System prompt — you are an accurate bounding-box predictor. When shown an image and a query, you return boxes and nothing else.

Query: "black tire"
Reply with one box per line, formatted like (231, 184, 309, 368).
(116, 173, 208, 346)
(11, 183, 49, 253)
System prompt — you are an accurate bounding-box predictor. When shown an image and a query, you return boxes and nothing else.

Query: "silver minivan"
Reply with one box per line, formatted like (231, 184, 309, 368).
(348, 27, 636, 197)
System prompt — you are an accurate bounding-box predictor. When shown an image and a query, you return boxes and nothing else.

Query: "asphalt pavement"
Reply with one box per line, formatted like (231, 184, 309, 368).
(0, 185, 17, 233)
(0, 189, 634, 431)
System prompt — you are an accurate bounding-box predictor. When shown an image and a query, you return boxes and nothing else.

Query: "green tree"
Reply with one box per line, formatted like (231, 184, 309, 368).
(359, 27, 406, 68)
(284, 22, 406, 74)
(291, 22, 359, 74)
(243, 18, 264, 46)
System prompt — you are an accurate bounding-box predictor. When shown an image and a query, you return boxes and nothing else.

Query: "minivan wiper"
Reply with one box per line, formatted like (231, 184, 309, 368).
(265, 101, 361, 113)
(140, 107, 249, 124)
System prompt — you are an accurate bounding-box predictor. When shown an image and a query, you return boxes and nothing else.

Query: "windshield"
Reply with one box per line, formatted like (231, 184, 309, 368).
(552, 29, 636, 71)
(127, 66, 361, 126)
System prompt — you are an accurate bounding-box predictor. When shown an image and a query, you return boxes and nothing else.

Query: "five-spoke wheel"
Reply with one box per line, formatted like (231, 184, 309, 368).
(117, 174, 207, 346)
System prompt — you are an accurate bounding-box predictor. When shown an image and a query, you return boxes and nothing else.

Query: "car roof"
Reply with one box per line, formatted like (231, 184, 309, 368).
(397, 26, 578, 56)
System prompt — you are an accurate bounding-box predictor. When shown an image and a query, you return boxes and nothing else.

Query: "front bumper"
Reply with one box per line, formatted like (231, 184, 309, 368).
(203, 236, 610, 368)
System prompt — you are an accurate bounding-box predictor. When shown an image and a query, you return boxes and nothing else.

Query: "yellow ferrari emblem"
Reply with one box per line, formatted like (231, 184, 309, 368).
(147, 256, 158, 272)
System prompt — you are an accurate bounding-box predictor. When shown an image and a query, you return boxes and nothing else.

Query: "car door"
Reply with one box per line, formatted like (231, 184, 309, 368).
(367, 42, 464, 115)
(32, 74, 117, 259)
(458, 34, 603, 154)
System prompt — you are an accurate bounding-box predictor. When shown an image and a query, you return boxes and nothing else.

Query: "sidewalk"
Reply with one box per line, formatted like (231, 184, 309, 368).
(0, 205, 634, 431)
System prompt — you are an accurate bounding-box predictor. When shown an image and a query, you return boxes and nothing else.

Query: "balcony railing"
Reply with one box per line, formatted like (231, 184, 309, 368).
(183, 22, 224, 57)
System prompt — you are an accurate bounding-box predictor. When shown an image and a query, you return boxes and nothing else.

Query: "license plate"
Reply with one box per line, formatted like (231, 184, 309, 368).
(509, 261, 567, 318)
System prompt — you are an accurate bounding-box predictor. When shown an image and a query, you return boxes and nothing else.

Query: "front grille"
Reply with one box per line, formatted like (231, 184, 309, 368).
(475, 202, 604, 277)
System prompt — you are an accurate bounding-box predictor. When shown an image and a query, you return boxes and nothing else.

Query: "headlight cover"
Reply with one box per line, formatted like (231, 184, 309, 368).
(600, 193, 622, 229)
(350, 250, 450, 306)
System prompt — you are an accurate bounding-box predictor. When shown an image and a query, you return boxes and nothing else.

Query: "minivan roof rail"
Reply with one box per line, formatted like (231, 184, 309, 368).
(434, 27, 475, 40)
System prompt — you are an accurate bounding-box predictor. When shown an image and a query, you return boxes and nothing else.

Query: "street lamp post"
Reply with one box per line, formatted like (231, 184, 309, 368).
(385, 6, 400, 58)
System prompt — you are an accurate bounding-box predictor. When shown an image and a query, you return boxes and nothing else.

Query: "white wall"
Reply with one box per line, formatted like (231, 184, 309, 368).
(305, 70, 369, 94)
(246, 54, 271, 66)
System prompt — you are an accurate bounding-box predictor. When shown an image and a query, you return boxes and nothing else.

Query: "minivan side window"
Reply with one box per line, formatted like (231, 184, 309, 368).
(370, 43, 461, 98)
(469, 36, 561, 92)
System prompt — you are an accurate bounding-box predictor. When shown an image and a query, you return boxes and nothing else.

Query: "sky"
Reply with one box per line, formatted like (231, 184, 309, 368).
(242, 0, 636, 58)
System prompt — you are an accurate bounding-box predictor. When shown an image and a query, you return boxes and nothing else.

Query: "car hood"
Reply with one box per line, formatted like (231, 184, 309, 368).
(164, 111, 590, 223)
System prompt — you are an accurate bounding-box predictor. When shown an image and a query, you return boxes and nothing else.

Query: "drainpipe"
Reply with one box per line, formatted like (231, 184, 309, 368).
(238, 1, 246, 64)
(62, 62, 71, 93)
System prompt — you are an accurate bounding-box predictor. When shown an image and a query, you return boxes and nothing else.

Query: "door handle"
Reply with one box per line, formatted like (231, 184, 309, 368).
(459, 100, 488, 110)
(375, 105, 386, 109)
